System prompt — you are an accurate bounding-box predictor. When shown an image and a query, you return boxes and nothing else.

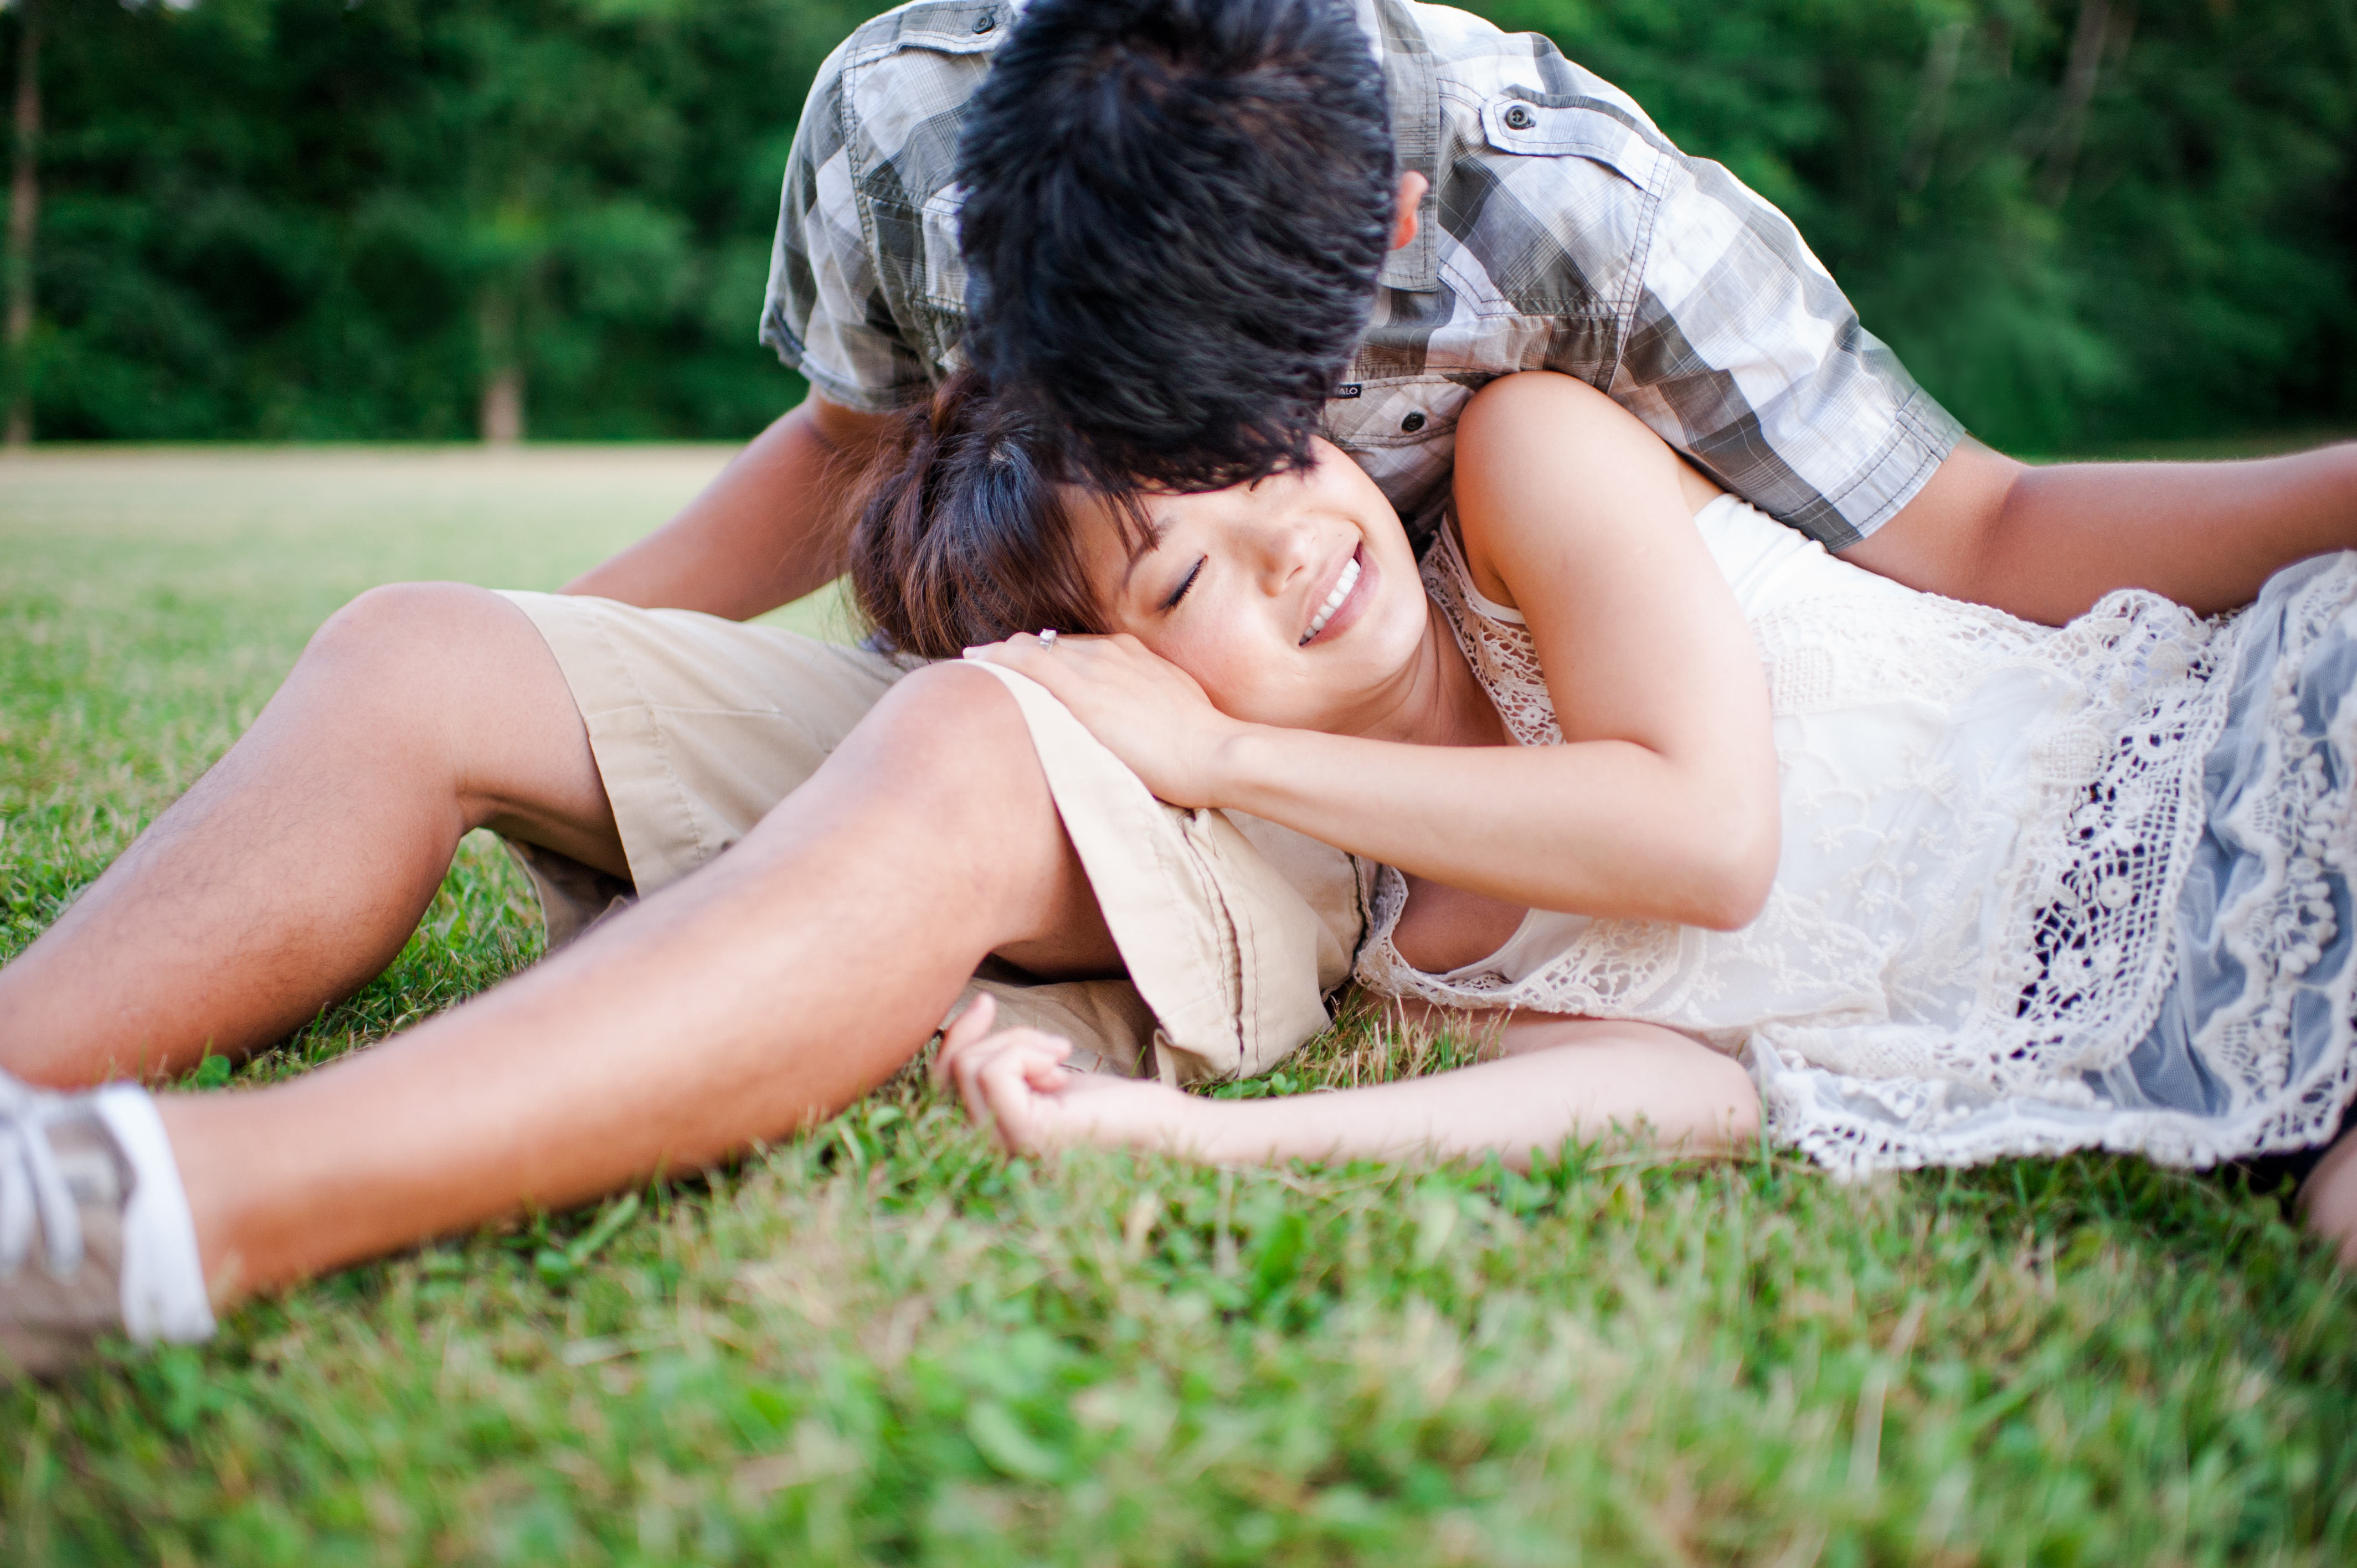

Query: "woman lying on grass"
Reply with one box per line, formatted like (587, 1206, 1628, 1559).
(881, 370, 2357, 1254)
(3, 367, 2352, 1378)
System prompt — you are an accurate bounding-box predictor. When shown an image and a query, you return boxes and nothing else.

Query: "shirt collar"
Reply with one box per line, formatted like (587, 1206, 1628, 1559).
(1362, 0, 1440, 293)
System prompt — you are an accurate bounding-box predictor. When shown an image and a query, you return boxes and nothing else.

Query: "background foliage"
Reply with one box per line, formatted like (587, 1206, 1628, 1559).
(2, 0, 2353, 451)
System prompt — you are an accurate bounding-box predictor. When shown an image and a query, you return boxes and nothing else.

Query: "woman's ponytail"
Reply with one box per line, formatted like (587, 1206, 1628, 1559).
(849, 370, 1109, 661)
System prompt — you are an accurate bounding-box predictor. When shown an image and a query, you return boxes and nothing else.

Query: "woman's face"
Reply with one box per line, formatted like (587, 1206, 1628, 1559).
(1073, 439, 1432, 733)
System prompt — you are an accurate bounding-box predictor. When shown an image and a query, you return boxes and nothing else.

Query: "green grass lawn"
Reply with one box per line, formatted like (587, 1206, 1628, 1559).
(2, 447, 2353, 1566)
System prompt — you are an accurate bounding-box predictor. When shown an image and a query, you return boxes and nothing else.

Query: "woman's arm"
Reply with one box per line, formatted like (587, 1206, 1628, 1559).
(981, 373, 1782, 930)
(1205, 725, 1772, 930)
(934, 997, 1761, 1170)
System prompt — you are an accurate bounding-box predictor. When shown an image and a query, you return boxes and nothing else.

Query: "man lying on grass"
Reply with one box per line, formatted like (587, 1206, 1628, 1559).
(3, 0, 2355, 1375)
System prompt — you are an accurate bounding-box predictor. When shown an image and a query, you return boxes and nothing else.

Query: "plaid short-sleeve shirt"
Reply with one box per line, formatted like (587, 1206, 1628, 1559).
(761, 0, 1964, 550)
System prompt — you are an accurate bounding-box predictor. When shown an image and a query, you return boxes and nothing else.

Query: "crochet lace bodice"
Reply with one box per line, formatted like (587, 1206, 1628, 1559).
(1354, 497, 2357, 1173)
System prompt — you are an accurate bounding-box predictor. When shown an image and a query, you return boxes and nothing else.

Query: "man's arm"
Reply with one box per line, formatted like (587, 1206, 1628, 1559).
(562, 393, 898, 620)
(1842, 437, 2357, 625)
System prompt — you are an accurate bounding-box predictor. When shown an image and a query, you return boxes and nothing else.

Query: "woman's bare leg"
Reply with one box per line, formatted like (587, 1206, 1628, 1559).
(156, 662, 1115, 1298)
(0, 584, 626, 1087)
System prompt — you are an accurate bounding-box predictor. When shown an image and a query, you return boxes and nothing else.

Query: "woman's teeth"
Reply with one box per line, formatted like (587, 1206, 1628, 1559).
(1301, 556, 1361, 645)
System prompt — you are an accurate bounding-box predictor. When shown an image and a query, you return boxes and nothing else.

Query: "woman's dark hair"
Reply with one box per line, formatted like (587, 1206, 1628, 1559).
(956, 0, 1396, 498)
(850, 372, 1134, 661)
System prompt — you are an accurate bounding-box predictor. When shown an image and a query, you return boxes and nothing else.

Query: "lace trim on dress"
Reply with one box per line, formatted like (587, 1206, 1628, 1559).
(1427, 520, 1555, 742)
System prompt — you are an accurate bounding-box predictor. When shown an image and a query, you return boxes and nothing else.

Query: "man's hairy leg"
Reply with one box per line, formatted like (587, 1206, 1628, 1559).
(156, 663, 1115, 1297)
(0, 584, 625, 1087)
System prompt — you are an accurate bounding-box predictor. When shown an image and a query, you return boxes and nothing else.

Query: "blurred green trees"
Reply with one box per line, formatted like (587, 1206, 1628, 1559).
(1483, 0, 2357, 450)
(1, 0, 2350, 449)
(2, 0, 872, 441)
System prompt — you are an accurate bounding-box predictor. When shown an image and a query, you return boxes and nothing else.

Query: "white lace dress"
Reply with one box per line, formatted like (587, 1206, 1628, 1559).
(1355, 495, 2357, 1176)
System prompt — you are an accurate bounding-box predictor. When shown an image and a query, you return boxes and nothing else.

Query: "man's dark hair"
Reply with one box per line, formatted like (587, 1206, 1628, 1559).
(956, 0, 1397, 494)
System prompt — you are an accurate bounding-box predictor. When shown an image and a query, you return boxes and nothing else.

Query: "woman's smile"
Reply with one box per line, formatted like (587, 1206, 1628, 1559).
(1301, 543, 1371, 646)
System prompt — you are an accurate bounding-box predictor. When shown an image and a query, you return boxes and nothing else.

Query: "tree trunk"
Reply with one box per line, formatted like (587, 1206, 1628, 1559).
(5, 0, 40, 450)
(477, 282, 524, 445)
(480, 363, 524, 445)
(2038, 0, 2113, 207)
(1901, 22, 1968, 192)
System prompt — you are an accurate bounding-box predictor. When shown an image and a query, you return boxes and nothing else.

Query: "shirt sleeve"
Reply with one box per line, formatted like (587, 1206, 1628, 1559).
(1611, 156, 1965, 551)
(759, 37, 935, 415)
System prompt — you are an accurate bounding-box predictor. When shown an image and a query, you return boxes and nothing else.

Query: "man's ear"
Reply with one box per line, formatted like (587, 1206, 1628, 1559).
(1390, 171, 1429, 251)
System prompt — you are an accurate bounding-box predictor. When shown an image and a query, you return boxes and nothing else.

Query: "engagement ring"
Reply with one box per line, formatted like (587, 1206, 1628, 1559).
(1039, 628, 1059, 650)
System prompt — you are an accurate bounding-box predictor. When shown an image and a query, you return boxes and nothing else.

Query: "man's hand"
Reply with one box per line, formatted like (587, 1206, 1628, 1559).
(561, 392, 899, 620)
(965, 631, 1251, 808)
(1846, 436, 2357, 625)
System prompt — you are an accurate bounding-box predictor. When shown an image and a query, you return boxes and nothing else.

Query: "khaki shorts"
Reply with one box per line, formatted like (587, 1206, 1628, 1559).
(494, 591, 1370, 1084)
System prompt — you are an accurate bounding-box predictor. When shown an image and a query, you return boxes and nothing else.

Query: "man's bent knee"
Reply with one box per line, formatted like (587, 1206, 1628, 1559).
(763, 662, 1064, 873)
(850, 663, 1115, 969)
(297, 582, 579, 761)
(290, 583, 615, 854)
(836, 661, 1053, 817)
(305, 581, 530, 677)
(734, 661, 1103, 943)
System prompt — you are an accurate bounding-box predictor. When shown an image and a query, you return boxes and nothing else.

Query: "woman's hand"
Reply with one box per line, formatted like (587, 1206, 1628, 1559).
(965, 632, 1247, 808)
(937, 998, 1759, 1172)
(934, 994, 1201, 1156)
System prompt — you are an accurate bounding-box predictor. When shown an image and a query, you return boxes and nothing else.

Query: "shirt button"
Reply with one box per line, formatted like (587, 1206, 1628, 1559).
(1400, 411, 1427, 434)
(1503, 104, 1536, 131)
(973, 11, 996, 31)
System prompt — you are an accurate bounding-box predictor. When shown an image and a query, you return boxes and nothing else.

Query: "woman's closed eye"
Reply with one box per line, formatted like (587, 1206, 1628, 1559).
(1164, 557, 1206, 612)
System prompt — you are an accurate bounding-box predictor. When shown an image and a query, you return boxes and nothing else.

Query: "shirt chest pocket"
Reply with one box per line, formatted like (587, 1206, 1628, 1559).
(1322, 376, 1475, 544)
(1479, 96, 1670, 193)
(1323, 376, 1473, 451)
(1453, 95, 1670, 326)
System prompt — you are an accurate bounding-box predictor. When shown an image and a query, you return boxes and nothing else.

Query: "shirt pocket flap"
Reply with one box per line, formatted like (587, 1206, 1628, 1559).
(1480, 96, 1667, 195)
(880, 1, 1011, 56)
